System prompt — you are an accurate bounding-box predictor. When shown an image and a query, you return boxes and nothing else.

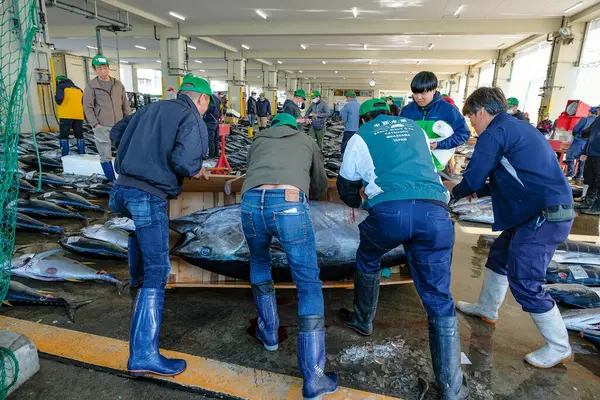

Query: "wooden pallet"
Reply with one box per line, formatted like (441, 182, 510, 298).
(166, 176, 413, 289)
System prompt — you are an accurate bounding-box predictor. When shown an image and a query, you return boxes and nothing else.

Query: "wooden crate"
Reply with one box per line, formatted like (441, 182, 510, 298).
(166, 176, 413, 289)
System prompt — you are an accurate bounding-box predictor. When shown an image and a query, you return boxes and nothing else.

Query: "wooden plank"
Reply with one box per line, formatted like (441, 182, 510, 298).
(181, 176, 244, 193)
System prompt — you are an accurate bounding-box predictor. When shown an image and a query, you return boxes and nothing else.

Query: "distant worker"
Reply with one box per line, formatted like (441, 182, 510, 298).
(55, 75, 86, 156)
(567, 107, 598, 183)
(337, 98, 468, 399)
(579, 115, 600, 214)
(240, 113, 337, 400)
(386, 96, 400, 116)
(281, 89, 306, 120)
(306, 90, 330, 150)
(247, 91, 258, 129)
(451, 87, 574, 369)
(340, 91, 360, 155)
(401, 71, 471, 154)
(441, 94, 456, 107)
(219, 92, 228, 113)
(83, 55, 131, 182)
(256, 92, 272, 131)
(204, 93, 221, 158)
(506, 97, 527, 121)
(109, 75, 211, 377)
(537, 113, 554, 138)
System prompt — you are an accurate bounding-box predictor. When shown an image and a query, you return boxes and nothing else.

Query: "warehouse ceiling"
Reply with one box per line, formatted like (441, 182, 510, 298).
(46, 0, 600, 89)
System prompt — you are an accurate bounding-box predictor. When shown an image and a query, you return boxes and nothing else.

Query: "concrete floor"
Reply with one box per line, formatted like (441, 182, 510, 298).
(4, 202, 600, 399)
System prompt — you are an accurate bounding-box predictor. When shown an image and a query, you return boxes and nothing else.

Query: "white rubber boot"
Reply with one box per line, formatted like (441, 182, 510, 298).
(575, 185, 589, 202)
(456, 268, 508, 324)
(525, 304, 572, 368)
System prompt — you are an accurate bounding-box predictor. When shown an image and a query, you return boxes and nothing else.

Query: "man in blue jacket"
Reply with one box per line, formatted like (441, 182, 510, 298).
(340, 91, 360, 155)
(400, 71, 470, 154)
(204, 94, 221, 158)
(337, 98, 468, 400)
(567, 107, 597, 183)
(256, 92, 271, 131)
(109, 75, 211, 378)
(450, 87, 574, 369)
(580, 115, 600, 214)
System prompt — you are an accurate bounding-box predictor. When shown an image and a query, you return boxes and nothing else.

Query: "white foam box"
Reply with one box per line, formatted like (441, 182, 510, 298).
(61, 154, 117, 178)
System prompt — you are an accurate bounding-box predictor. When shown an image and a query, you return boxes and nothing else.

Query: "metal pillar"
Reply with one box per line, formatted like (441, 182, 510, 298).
(463, 66, 480, 101)
(158, 26, 187, 98)
(226, 51, 247, 115)
(491, 50, 513, 94)
(132, 67, 139, 92)
(263, 66, 278, 114)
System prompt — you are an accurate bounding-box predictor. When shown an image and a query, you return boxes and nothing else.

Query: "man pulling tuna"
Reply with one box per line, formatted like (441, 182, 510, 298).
(109, 74, 211, 377)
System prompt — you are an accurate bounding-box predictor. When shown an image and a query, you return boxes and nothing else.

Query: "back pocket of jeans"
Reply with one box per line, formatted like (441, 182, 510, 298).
(274, 211, 307, 244)
(241, 210, 257, 238)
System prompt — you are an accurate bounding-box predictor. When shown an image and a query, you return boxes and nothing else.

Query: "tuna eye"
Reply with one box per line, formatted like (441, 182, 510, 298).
(200, 247, 212, 257)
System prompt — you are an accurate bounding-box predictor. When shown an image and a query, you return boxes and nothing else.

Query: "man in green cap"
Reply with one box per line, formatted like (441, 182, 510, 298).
(109, 74, 211, 378)
(83, 55, 131, 181)
(507, 97, 526, 121)
(282, 89, 306, 120)
(306, 90, 330, 150)
(240, 112, 336, 400)
(337, 98, 468, 400)
(340, 91, 361, 155)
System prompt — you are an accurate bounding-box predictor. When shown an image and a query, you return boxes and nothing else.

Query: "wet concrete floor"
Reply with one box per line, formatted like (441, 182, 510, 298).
(5, 198, 600, 400)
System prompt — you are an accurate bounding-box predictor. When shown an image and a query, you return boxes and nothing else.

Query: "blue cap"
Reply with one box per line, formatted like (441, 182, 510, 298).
(591, 107, 598, 115)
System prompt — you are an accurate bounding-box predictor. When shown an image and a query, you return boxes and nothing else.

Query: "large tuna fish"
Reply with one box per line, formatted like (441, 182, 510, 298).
(170, 202, 406, 282)
(38, 191, 105, 213)
(546, 261, 600, 286)
(17, 199, 85, 220)
(544, 284, 600, 308)
(16, 213, 63, 235)
(59, 236, 128, 259)
(81, 225, 129, 249)
(561, 308, 600, 331)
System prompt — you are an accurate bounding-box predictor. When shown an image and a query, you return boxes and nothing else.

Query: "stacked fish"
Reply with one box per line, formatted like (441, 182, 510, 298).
(450, 197, 494, 225)
(59, 220, 131, 259)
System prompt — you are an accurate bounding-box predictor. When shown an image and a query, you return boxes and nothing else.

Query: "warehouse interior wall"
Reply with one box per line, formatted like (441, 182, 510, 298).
(574, 19, 600, 107)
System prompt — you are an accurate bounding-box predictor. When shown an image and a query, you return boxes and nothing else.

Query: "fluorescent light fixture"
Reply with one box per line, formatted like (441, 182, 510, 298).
(199, 69, 205, 72)
(300, 44, 307, 50)
(134, 45, 146, 50)
(156, 60, 161, 63)
(335, 71, 338, 73)
(187, 44, 196, 50)
(416, 61, 421, 65)
(256, 9, 268, 19)
(313, 77, 316, 79)
(454, 4, 464, 16)
(497, 42, 506, 49)
(428, 43, 434, 50)
(299, 70, 303, 73)
(372, 71, 375, 74)
(254, 58, 272, 65)
(120, 60, 129, 63)
(169, 11, 186, 21)
(343, 77, 346, 80)
(241, 44, 250, 50)
(368, 60, 372, 65)
(277, 60, 283, 64)
(352, 7, 358, 18)
(194, 60, 203, 64)
(258, 76, 261, 78)
(86, 45, 97, 49)
(322, 60, 327, 64)
(564, 1, 583, 13)
(466, 61, 473, 65)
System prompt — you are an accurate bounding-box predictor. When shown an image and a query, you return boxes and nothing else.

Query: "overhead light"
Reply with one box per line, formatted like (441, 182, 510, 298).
(169, 11, 186, 21)
(405, 78, 408, 80)
(300, 44, 307, 50)
(199, 69, 205, 72)
(372, 71, 375, 74)
(241, 44, 250, 50)
(194, 60, 203, 64)
(256, 9, 268, 19)
(335, 71, 338, 74)
(343, 77, 346, 80)
(277, 60, 283, 64)
(86, 45, 97, 49)
(352, 7, 358, 18)
(299, 70, 303, 73)
(564, 1, 583, 13)
(363, 44, 368, 50)
(416, 61, 421, 65)
(497, 42, 506, 49)
(257, 76, 261, 79)
(454, 4, 464, 16)
(187, 44, 196, 50)
(120, 60, 129, 64)
(466, 61, 473, 65)
(156, 60, 161, 63)
(428, 43, 435, 50)
(368, 60, 372, 65)
(135, 45, 146, 50)
(322, 60, 327, 64)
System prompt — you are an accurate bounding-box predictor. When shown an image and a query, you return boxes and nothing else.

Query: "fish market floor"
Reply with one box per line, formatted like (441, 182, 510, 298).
(5, 219, 600, 400)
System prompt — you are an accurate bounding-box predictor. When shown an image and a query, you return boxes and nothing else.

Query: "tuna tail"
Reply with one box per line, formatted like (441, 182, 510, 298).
(65, 299, 93, 322)
(116, 280, 129, 295)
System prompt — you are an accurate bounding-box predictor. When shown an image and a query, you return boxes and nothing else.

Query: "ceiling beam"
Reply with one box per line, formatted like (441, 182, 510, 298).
(502, 34, 546, 54)
(570, 2, 600, 24)
(239, 50, 494, 60)
(180, 19, 562, 37)
(49, 25, 156, 38)
(99, 0, 174, 27)
(277, 64, 469, 73)
(295, 72, 453, 79)
(197, 37, 238, 53)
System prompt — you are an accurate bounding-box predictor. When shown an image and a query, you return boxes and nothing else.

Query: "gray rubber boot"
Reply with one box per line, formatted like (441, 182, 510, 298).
(456, 268, 508, 324)
(525, 304, 572, 368)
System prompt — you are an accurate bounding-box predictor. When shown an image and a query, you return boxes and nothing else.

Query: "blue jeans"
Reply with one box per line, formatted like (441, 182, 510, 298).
(486, 215, 573, 313)
(109, 185, 170, 289)
(566, 140, 586, 178)
(241, 189, 323, 316)
(357, 200, 456, 317)
(248, 114, 256, 127)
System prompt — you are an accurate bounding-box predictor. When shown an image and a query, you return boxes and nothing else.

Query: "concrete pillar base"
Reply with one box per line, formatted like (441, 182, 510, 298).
(0, 331, 40, 396)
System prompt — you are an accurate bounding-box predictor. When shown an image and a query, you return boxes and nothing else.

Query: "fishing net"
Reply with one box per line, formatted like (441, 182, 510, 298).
(0, 0, 39, 396)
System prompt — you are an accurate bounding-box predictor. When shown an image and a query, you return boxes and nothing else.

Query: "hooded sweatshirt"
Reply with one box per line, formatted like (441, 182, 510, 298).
(242, 125, 328, 199)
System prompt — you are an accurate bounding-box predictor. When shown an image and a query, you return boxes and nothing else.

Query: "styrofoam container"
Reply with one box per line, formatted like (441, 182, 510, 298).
(61, 154, 117, 178)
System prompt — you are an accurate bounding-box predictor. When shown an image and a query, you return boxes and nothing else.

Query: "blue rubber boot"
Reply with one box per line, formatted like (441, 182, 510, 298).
(298, 316, 338, 400)
(101, 161, 116, 182)
(77, 139, 86, 155)
(428, 316, 469, 400)
(127, 288, 187, 376)
(339, 271, 380, 336)
(252, 280, 279, 351)
(60, 139, 70, 157)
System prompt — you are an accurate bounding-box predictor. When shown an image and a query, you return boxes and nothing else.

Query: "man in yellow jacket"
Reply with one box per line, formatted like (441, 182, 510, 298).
(55, 75, 86, 156)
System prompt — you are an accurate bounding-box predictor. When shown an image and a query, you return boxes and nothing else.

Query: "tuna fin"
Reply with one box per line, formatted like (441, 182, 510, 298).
(116, 280, 129, 296)
(37, 290, 54, 294)
(2, 301, 12, 307)
(66, 278, 82, 282)
(88, 200, 102, 204)
(33, 249, 65, 262)
(65, 299, 93, 322)
(82, 262, 96, 265)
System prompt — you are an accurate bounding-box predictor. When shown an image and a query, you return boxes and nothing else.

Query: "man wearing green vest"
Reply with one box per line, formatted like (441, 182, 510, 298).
(337, 98, 468, 399)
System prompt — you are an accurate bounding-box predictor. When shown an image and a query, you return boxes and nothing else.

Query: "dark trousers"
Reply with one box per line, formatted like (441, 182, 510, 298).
(59, 118, 84, 139)
(357, 200, 455, 317)
(584, 156, 600, 203)
(207, 126, 220, 158)
(486, 215, 572, 313)
(109, 185, 170, 289)
(341, 131, 356, 156)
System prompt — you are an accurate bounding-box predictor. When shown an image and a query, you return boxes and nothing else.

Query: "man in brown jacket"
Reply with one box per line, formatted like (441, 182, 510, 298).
(83, 55, 131, 181)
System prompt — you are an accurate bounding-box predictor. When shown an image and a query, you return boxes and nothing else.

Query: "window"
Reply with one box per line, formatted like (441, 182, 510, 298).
(574, 19, 600, 107)
(137, 69, 162, 95)
(478, 63, 494, 88)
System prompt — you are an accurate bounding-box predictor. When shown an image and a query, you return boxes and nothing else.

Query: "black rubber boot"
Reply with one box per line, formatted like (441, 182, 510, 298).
(339, 271, 380, 336)
(428, 316, 469, 400)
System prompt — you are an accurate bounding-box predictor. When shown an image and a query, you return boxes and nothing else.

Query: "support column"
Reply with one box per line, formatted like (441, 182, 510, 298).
(287, 76, 298, 96)
(491, 50, 513, 94)
(464, 66, 480, 100)
(158, 27, 187, 98)
(301, 79, 312, 96)
(263, 66, 278, 115)
(226, 51, 246, 115)
(449, 74, 462, 100)
(132, 67, 139, 92)
(539, 23, 586, 119)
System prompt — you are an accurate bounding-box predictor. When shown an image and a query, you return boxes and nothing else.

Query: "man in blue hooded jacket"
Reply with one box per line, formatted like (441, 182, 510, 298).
(400, 71, 471, 153)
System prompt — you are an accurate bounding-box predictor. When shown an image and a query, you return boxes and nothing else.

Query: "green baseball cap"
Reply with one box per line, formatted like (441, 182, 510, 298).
(310, 90, 321, 98)
(294, 89, 307, 100)
(386, 95, 394, 100)
(179, 75, 214, 105)
(359, 98, 390, 116)
(507, 97, 519, 106)
(259, 92, 265, 97)
(56, 75, 68, 83)
(345, 91, 357, 98)
(91, 55, 109, 67)
(271, 113, 298, 129)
